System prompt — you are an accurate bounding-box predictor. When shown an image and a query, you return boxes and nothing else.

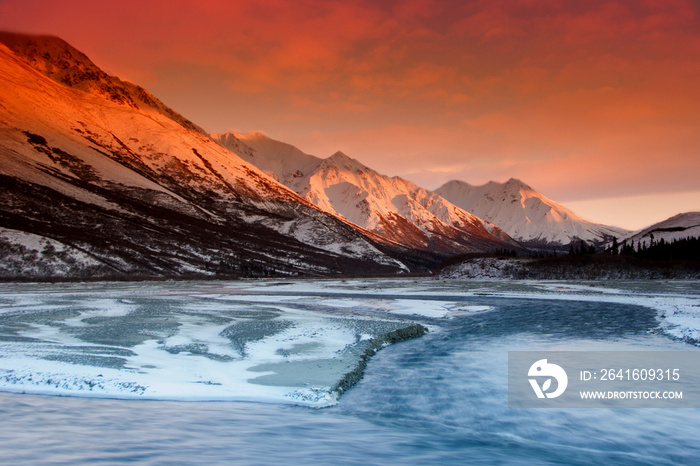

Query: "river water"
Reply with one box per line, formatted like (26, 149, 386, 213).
(0, 279, 698, 464)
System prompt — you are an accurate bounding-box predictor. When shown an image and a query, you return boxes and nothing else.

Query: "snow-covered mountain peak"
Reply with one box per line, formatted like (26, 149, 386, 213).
(0, 31, 204, 134)
(504, 177, 532, 191)
(0, 31, 135, 103)
(234, 131, 270, 143)
(324, 151, 369, 173)
(436, 179, 629, 247)
(0, 33, 91, 76)
(442, 178, 530, 193)
(329, 150, 351, 159)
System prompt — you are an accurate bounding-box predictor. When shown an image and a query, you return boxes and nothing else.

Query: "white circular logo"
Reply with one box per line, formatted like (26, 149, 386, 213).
(528, 359, 568, 399)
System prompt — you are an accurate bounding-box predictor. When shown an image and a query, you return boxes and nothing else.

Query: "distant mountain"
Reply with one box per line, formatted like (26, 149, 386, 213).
(216, 132, 518, 255)
(436, 178, 629, 248)
(211, 132, 322, 186)
(0, 33, 409, 278)
(620, 212, 700, 248)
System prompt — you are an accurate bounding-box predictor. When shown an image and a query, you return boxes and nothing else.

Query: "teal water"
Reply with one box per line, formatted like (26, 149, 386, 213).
(1, 291, 699, 464)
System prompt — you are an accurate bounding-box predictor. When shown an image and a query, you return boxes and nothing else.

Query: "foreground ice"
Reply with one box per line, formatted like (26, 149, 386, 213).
(0, 278, 698, 407)
(0, 282, 434, 407)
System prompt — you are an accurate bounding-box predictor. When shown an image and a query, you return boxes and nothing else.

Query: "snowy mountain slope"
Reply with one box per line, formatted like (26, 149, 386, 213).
(436, 179, 629, 247)
(211, 132, 322, 187)
(621, 212, 700, 248)
(0, 32, 204, 135)
(0, 33, 409, 278)
(215, 132, 519, 254)
(212, 134, 414, 250)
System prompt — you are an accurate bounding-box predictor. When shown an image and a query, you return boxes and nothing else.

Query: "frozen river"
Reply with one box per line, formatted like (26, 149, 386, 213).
(0, 278, 699, 464)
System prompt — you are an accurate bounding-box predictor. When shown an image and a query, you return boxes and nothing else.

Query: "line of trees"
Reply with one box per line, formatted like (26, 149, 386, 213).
(608, 236, 700, 261)
(569, 240, 597, 256)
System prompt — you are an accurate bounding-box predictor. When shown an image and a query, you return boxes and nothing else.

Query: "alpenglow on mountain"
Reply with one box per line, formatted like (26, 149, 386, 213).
(0, 32, 412, 278)
(435, 179, 629, 248)
(212, 132, 518, 255)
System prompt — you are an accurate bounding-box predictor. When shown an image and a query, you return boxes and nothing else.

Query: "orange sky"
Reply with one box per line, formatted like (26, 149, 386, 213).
(1, 0, 698, 229)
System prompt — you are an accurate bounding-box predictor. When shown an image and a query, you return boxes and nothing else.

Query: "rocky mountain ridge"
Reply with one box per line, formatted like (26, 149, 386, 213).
(0, 33, 411, 279)
(215, 132, 519, 255)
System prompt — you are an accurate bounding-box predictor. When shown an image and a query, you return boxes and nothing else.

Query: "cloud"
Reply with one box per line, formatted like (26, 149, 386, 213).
(1, 0, 699, 218)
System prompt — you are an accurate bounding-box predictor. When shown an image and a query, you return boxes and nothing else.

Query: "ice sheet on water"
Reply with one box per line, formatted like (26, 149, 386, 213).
(426, 279, 700, 346)
(0, 283, 422, 407)
(1, 279, 698, 408)
(237, 278, 700, 344)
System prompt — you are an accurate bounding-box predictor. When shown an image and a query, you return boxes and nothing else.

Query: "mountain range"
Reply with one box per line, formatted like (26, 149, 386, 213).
(435, 179, 629, 248)
(212, 132, 516, 254)
(212, 132, 635, 251)
(0, 33, 414, 278)
(0, 32, 693, 279)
